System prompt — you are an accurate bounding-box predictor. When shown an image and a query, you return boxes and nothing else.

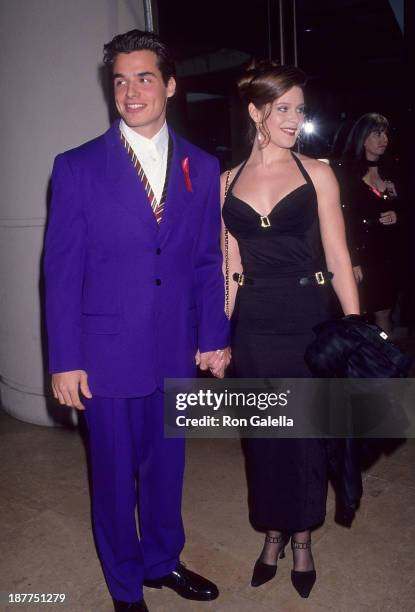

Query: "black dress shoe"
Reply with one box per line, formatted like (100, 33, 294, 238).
(290, 568, 316, 598)
(144, 562, 219, 601)
(251, 532, 288, 587)
(290, 538, 316, 598)
(113, 598, 148, 611)
(251, 559, 278, 587)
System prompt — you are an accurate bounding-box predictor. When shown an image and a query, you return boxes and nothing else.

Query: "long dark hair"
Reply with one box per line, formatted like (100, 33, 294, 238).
(342, 113, 389, 176)
(237, 59, 306, 147)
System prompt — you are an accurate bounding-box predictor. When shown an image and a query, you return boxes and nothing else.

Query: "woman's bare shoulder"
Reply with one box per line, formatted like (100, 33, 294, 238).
(295, 153, 336, 185)
(220, 162, 245, 205)
(220, 162, 244, 184)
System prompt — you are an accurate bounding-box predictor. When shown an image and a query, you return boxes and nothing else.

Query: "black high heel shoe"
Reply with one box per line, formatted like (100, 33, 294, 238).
(290, 538, 316, 598)
(251, 533, 288, 587)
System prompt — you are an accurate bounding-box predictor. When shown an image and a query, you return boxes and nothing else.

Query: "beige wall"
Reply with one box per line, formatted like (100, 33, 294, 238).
(0, 0, 145, 425)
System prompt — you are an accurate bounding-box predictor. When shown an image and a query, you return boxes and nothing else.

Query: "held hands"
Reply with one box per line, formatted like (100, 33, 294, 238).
(379, 210, 397, 225)
(195, 348, 231, 379)
(51, 369, 92, 411)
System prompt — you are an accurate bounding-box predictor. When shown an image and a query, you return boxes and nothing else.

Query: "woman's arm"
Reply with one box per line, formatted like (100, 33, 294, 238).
(309, 161, 360, 316)
(220, 169, 243, 318)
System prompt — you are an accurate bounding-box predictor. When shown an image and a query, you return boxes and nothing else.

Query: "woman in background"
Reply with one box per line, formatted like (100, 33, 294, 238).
(221, 60, 359, 598)
(336, 113, 400, 334)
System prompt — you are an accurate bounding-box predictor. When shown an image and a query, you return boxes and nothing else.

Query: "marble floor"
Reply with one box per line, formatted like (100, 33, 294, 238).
(0, 405, 414, 612)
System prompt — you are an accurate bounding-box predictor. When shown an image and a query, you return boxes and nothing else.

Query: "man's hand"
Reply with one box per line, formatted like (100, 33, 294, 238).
(196, 348, 231, 379)
(51, 370, 92, 411)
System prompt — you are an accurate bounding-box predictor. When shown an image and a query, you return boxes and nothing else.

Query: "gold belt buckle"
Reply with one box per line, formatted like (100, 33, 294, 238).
(260, 215, 271, 228)
(315, 271, 325, 285)
(237, 273, 245, 286)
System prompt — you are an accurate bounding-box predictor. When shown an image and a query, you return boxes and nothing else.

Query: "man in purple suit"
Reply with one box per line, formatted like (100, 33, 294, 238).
(44, 30, 230, 612)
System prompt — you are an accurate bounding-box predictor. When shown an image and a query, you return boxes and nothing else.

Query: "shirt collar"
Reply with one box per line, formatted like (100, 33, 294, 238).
(120, 120, 168, 159)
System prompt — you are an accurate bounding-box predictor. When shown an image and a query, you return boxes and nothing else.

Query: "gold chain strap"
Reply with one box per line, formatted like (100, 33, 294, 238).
(224, 170, 232, 319)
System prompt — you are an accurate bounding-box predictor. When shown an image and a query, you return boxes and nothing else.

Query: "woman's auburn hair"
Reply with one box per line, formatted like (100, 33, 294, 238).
(237, 59, 307, 147)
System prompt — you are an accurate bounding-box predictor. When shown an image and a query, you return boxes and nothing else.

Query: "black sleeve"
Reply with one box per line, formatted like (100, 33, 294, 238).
(331, 161, 361, 267)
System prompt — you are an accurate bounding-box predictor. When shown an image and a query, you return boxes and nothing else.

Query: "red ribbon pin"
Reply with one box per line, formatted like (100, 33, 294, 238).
(181, 157, 193, 192)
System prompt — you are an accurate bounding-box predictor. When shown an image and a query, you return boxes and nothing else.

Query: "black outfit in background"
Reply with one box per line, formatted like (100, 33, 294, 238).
(334, 162, 400, 313)
(222, 154, 330, 532)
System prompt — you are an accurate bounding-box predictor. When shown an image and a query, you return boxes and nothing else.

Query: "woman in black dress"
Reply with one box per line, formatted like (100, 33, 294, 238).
(221, 61, 359, 598)
(336, 113, 400, 335)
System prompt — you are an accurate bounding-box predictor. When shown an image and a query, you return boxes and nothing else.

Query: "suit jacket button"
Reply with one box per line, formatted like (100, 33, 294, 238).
(156, 248, 161, 255)
(155, 279, 161, 286)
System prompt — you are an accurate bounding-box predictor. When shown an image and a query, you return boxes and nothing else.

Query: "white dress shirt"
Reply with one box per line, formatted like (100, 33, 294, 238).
(120, 120, 169, 204)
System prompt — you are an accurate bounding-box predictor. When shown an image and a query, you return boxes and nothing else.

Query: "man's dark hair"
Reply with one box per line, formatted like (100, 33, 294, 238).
(103, 29, 176, 85)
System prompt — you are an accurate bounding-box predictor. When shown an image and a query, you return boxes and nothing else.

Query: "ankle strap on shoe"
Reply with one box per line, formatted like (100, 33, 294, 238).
(265, 534, 284, 544)
(291, 539, 311, 549)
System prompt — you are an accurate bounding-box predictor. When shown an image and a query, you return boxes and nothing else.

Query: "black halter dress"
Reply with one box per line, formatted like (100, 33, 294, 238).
(223, 153, 330, 532)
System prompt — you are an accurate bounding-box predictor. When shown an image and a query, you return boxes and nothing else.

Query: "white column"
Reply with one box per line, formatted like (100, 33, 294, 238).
(0, 0, 145, 425)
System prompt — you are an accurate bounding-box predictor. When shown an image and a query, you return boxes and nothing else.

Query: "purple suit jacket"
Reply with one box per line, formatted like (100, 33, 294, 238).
(44, 121, 229, 397)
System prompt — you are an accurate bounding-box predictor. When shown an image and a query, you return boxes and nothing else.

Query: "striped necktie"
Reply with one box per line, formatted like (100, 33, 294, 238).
(120, 130, 173, 224)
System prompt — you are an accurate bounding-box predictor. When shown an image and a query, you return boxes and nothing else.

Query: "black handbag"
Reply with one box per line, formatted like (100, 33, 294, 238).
(304, 315, 412, 378)
(304, 315, 411, 527)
